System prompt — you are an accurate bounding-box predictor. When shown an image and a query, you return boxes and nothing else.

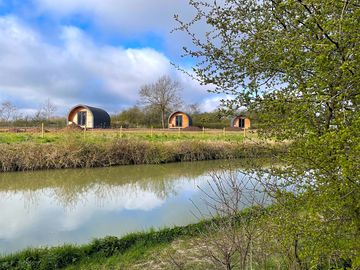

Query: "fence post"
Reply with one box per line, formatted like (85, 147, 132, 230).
(202, 126, 205, 135)
(41, 123, 44, 138)
(120, 125, 123, 137)
(223, 127, 226, 136)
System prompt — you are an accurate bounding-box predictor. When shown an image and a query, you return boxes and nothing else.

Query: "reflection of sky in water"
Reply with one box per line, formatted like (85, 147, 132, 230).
(0, 174, 211, 253)
(0, 160, 265, 254)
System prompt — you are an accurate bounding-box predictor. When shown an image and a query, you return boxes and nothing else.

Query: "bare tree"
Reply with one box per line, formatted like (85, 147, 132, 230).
(42, 98, 57, 121)
(139, 75, 183, 128)
(0, 101, 17, 122)
(165, 168, 269, 270)
(186, 103, 201, 115)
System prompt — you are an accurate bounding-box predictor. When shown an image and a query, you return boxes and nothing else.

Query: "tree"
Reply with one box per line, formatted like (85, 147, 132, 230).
(175, 0, 360, 267)
(0, 101, 17, 122)
(42, 98, 57, 121)
(191, 111, 228, 128)
(175, 0, 359, 135)
(185, 103, 201, 115)
(139, 75, 183, 128)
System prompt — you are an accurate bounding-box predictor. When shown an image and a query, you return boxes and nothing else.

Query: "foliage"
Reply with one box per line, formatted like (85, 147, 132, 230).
(176, 0, 359, 133)
(175, 0, 360, 268)
(191, 111, 229, 128)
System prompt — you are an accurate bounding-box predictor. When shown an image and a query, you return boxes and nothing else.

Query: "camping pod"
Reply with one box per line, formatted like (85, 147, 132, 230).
(168, 111, 192, 129)
(231, 116, 251, 129)
(68, 104, 110, 129)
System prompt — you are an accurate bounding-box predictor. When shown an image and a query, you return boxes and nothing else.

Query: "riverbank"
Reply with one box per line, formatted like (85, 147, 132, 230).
(0, 137, 281, 172)
(0, 222, 209, 270)
(2, 202, 353, 270)
(0, 195, 356, 269)
(0, 208, 264, 270)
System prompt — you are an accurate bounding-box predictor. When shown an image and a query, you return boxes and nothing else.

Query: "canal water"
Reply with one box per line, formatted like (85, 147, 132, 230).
(0, 159, 265, 254)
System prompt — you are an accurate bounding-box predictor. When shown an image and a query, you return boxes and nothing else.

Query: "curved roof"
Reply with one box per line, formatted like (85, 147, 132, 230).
(230, 115, 248, 127)
(68, 104, 111, 128)
(168, 111, 193, 126)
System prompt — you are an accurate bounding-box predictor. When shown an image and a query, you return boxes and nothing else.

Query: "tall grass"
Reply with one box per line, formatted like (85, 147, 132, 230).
(0, 138, 277, 172)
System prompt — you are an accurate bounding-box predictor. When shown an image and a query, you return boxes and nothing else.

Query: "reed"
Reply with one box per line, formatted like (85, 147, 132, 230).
(0, 138, 278, 172)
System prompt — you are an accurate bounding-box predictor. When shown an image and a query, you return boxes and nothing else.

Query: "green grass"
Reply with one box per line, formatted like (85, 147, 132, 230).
(0, 129, 253, 145)
(0, 222, 209, 270)
(64, 243, 169, 270)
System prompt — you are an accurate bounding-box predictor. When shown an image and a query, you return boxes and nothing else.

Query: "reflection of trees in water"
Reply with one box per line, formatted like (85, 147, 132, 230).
(0, 159, 267, 209)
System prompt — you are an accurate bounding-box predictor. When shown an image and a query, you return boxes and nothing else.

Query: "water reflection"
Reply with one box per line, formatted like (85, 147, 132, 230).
(0, 159, 264, 254)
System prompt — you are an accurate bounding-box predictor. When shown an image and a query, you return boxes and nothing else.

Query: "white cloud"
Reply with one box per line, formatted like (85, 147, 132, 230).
(0, 184, 165, 239)
(34, 0, 196, 34)
(200, 96, 223, 112)
(33, 0, 210, 63)
(0, 15, 218, 115)
(0, 16, 168, 113)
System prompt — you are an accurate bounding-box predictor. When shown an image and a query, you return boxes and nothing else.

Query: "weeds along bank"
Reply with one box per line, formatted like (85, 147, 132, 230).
(0, 138, 278, 172)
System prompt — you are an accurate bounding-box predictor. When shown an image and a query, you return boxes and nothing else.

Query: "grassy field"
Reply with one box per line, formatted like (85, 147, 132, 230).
(0, 128, 254, 144)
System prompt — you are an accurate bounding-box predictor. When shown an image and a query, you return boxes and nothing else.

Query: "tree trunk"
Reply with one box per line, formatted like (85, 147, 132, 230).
(294, 234, 304, 270)
(161, 110, 165, 129)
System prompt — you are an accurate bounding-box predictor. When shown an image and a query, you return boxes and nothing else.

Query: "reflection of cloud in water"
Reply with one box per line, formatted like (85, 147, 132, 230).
(0, 177, 211, 241)
(0, 159, 269, 254)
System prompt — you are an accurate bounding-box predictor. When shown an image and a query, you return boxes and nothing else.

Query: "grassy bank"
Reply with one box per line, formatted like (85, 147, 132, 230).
(0, 209, 264, 270)
(0, 135, 279, 172)
(0, 220, 211, 270)
(0, 203, 356, 270)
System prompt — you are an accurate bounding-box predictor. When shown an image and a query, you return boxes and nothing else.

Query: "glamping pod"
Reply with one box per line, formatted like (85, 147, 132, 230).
(68, 104, 111, 129)
(168, 111, 192, 129)
(231, 116, 251, 129)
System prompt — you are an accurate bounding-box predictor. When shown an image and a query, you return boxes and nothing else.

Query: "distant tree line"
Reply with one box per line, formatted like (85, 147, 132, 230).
(0, 99, 66, 128)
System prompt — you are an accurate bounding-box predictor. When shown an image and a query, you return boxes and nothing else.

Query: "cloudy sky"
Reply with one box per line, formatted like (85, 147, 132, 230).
(0, 0, 222, 116)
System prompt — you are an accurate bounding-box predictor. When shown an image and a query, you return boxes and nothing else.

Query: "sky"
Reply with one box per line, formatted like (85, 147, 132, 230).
(0, 0, 223, 116)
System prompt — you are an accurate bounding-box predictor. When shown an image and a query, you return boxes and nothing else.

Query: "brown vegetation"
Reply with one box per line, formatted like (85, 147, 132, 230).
(0, 139, 279, 172)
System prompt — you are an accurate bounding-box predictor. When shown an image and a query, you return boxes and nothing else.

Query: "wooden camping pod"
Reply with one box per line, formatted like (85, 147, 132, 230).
(168, 111, 192, 129)
(67, 104, 110, 129)
(230, 116, 251, 129)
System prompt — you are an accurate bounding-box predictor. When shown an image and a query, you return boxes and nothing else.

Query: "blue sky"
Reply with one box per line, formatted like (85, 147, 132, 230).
(0, 0, 223, 116)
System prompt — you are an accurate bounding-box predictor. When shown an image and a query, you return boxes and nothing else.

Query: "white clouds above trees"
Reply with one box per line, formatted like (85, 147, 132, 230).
(0, 1, 223, 115)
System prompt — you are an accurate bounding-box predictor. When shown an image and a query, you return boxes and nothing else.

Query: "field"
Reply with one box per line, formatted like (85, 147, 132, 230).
(0, 127, 255, 144)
